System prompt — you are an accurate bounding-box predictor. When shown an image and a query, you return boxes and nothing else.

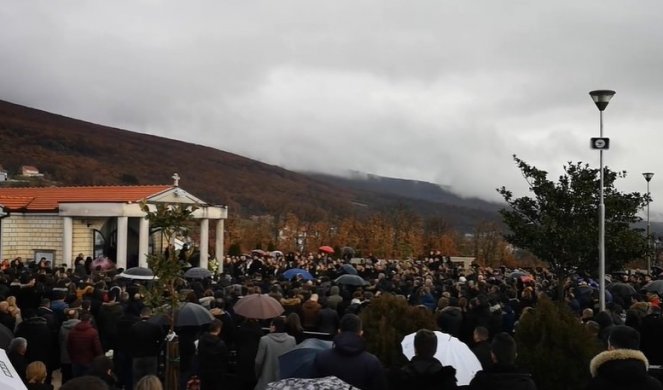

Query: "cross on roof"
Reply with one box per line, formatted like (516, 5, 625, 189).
(172, 173, 180, 187)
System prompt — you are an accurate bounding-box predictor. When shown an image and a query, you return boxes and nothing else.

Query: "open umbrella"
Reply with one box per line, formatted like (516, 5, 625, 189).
(267, 376, 358, 390)
(271, 250, 284, 258)
(251, 249, 266, 257)
(117, 267, 157, 280)
(335, 274, 368, 286)
(279, 338, 332, 378)
(339, 264, 358, 275)
(92, 256, 115, 271)
(282, 268, 314, 280)
(233, 293, 284, 319)
(608, 282, 637, 297)
(0, 348, 27, 390)
(643, 280, 663, 295)
(341, 246, 355, 258)
(150, 302, 216, 327)
(319, 246, 335, 254)
(401, 331, 482, 386)
(184, 267, 213, 279)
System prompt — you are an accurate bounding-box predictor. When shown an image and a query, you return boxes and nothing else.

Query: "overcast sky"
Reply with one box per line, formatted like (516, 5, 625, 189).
(2, 1, 663, 219)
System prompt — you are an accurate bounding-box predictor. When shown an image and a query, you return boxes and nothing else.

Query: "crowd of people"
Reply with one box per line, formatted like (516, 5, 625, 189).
(0, 250, 661, 390)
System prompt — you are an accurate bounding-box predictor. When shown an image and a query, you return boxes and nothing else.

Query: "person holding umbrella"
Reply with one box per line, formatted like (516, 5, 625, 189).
(395, 329, 457, 390)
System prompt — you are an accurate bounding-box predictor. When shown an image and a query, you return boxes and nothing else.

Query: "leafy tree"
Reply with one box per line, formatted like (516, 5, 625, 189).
(140, 202, 197, 390)
(515, 296, 600, 390)
(497, 155, 647, 275)
(360, 294, 436, 367)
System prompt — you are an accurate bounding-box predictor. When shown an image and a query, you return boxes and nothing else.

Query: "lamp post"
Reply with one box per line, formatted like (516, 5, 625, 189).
(643, 172, 654, 274)
(589, 89, 615, 312)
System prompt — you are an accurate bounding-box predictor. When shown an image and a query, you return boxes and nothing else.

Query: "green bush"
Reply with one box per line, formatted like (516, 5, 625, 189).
(360, 294, 436, 367)
(515, 296, 600, 390)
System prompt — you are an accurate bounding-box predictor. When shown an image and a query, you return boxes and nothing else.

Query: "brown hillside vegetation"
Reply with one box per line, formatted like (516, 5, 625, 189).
(0, 99, 506, 257)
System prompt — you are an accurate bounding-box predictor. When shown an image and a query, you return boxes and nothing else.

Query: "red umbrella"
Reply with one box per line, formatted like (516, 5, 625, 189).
(233, 294, 284, 320)
(319, 245, 334, 254)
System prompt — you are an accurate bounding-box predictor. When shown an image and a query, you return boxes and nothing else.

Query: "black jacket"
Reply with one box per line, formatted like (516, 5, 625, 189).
(314, 331, 387, 390)
(395, 356, 457, 390)
(198, 332, 228, 374)
(127, 319, 163, 358)
(471, 340, 492, 370)
(469, 363, 537, 390)
(15, 316, 55, 368)
(587, 349, 663, 390)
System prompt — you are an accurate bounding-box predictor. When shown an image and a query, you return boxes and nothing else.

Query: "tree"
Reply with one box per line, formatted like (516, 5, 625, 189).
(140, 202, 197, 390)
(498, 155, 647, 275)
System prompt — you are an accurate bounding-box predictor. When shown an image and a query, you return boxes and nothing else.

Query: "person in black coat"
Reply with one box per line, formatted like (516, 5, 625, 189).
(395, 329, 457, 390)
(8, 337, 28, 384)
(197, 319, 228, 390)
(587, 325, 663, 390)
(234, 318, 263, 390)
(314, 314, 387, 390)
(469, 332, 537, 390)
(471, 326, 492, 370)
(15, 310, 55, 378)
(127, 307, 164, 386)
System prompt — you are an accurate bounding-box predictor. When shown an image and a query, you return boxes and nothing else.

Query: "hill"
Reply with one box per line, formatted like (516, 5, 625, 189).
(0, 99, 500, 232)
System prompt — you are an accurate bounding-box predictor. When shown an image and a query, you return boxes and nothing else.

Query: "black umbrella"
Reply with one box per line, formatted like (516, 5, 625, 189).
(608, 282, 637, 297)
(335, 274, 368, 286)
(643, 280, 663, 295)
(184, 267, 213, 279)
(117, 267, 157, 280)
(339, 264, 358, 275)
(151, 302, 215, 327)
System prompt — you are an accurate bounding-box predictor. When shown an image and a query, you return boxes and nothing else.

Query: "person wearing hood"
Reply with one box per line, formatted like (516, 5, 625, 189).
(59, 309, 81, 384)
(254, 316, 296, 390)
(197, 319, 228, 390)
(587, 325, 663, 390)
(314, 313, 387, 390)
(469, 332, 537, 390)
(66, 311, 103, 377)
(395, 329, 457, 390)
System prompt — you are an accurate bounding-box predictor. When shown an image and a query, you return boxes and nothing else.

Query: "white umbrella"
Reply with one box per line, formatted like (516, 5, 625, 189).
(401, 331, 482, 386)
(0, 348, 27, 390)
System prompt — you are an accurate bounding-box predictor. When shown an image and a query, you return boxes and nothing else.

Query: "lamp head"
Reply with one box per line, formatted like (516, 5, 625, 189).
(643, 172, 654, 182)
(589, 90, 616, 111)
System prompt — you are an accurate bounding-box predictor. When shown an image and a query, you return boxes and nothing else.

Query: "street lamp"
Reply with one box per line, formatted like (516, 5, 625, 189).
(589, 89, 616, 312)
(643, 172, 654, 275)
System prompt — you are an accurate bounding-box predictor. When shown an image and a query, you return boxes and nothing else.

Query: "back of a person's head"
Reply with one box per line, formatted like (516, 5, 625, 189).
(339, 313, 362, 333)
(26, 360, 47, 384)
(491, 332, 518, 365)
(414, 329, 438, 358)
(135, 374, 163, 390)
(60, 375, 109, 390)
(271, 316, 287, 333)
(209, 319, 223, 334)
(8, 337, 27, 354)
(608, 325, 640, 350)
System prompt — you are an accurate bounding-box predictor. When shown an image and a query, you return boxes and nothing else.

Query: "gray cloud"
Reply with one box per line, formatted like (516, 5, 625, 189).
(1, 1, 663, 219)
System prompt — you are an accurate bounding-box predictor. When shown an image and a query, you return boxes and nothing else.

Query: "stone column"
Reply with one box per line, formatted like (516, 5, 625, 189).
(199, 218, 209, 270)
(138, 216, 149, 268)
(215, 219, 224, 274)
(116, 216, 128, 270)
(63, 217, 73, 267)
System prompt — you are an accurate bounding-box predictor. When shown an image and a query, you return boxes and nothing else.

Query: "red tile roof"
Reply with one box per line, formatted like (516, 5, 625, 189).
(0, 185, 173, 212)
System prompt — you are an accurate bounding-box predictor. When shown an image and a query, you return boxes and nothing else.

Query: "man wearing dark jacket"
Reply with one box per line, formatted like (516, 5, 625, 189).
(127, 307, 163, 386)
(67, 311, 103, 377)
(197, 319, 228, 390)
(15, 309, 55, 377)
(314, 313, 387, 390)
(587, 325, 663, 390)
(469, 332, 537, 390)
(395, 329, 457, 390)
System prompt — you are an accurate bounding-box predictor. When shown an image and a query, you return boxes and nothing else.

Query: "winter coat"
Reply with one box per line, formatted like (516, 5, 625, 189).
(254, 332, 296, 390)
(437, 307, 463, 338)
(66, 320, 103, 365)
(640, 314, 663, 366)
(15, 316, 54, 368)
(471, 340, 492, 370)
(127, 319, 163, 358)
(8, 351, 27, 383)
(587, 349, 663, 390)
(317, 307, 339, 335)
(314, 331, 387, 390)
(198, 332, 229, 375)
(59, 319, 81, 364)
(96, 302, 123, 351)
(395, 356, 457, 390)
(300, 300, 321, 330)
(469, 363, 537, 390)
(235, 321, 263, 384)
